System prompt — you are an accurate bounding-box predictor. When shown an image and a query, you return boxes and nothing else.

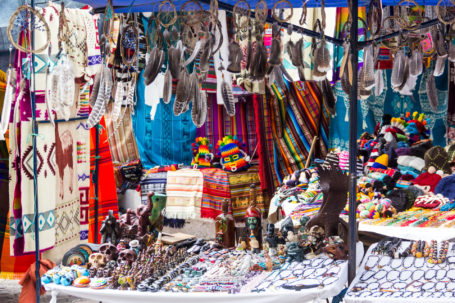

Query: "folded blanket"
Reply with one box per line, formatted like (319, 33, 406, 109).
(200, 168, 231, 219)
(166, 169, 203, 219)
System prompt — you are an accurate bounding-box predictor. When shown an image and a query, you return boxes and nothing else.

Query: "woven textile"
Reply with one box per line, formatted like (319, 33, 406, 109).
(139, 172, 167, 205)
(268, 81, 330, 182)
(227, 166, 266, 221)
(200, 168, 231, 219)
(88, 118, 119, 243)
(165, 169, 203, 220)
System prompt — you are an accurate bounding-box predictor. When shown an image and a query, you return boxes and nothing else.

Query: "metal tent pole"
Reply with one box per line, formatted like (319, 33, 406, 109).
(30, 0, 41, 301)
(94, 123, 100, 243)
(348, 0, 359, 284)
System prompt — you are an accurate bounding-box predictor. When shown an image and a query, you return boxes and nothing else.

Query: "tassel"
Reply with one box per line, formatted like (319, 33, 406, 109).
(391, 50, 405, 88)
(433, 55, 447, 77)
(221, 80, 235, 116)
(227, 41, 242, 73)
(163, 68, 172, 104)
(314, 40, 331, 73)
(426, 73, 438, 112)
(268, 38, 282, 66)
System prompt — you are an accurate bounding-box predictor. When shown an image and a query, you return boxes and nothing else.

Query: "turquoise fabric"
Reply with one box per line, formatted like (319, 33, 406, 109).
(133, 70, 196, 168)
(329, 67, 449, 150)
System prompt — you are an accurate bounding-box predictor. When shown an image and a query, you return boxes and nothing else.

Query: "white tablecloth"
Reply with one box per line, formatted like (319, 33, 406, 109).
(345, 242, 455, 303)
(359, 222, 455, 242)
(45, 243, 363, 303)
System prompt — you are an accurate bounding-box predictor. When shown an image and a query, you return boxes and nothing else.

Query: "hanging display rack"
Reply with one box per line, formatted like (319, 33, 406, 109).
(17, 0, 455, 302)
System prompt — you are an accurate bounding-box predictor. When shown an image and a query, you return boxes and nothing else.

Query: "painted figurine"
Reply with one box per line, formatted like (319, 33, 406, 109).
(265, 223, 278, 255)
(245, 184, 262, 249)
(215, 199, 236, 248)
(100, 210, 120, 244)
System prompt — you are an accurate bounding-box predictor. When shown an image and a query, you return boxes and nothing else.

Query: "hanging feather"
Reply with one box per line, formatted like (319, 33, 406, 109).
(434, 29, 448, 57)
(112, 81, 125, 122)
(227, 41, 242, 73)
(449, 43, 455, 62)
(246, 30, 253, 71)
(191, 72, 207, 127)
(426, 73, 438, 112)
(168, 42, 182, 80)
(374, 69, 384, 96)
(184, 40, 202, 66)
(433, 55, 447, 77)
(409, 50, 423, 77)
(395, 58, 409, 93)
(174, 69, 190, 116)
(221, 80, 235, 116)
(341, 66, 351, 95)
(268, 38, 282, 66)
(0, 68, 16, 139)
(294, 38, 305, 81)
(163, 28, 171, 47)
(199, 39, 212, 74)
(126, 77, 136, 107)
(339, 43, 350, 79)
(400, 74, 417, 96)
(314, 39, 331, 73)
(321, 78, 336, 115)
(312, 66, 327, 81)
(391, 50, 405, 89)
(361, 44, 375, 90)
(271, 65, 287, 93)
(250, 41, 268, 80)
(86, 67, 111, 128)
(144, 48, 165, 86)
(163, 68, 172, 104)
(90, 68, 102, 106)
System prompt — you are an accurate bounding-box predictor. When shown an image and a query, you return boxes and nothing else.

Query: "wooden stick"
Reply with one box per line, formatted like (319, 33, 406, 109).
(305, 136, 318, 168)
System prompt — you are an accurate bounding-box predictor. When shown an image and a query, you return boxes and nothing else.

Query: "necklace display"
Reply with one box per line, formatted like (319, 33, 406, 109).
(347, 239, 455, 300)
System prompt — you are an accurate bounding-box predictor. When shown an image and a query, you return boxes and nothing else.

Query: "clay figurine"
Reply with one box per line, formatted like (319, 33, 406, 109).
(265, 223, 278, 255)
(100, 210, 120, 244)
(249, 231, 261, 254)
(148, 192, 167, 238)
(215, 199, 236, 248)
(245, 184, 262, 249)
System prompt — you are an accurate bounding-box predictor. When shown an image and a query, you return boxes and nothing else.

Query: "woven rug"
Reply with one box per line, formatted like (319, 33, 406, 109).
(166, 169, 203, 219)
(227, 166, 265, 221)
(200, 168, 231, 219)
(89, 118, 119, 243)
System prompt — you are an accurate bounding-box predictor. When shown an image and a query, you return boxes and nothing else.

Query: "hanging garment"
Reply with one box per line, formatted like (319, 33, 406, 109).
(134, 70, 196, 168)
(200, 168, 231, 219)
(165, 169, 203, 220)
(88, 117, 119, 243)
(448, 61, 455, 144)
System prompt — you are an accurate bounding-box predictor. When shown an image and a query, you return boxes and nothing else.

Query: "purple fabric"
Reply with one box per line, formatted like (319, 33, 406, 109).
(395, 147, 412, 156)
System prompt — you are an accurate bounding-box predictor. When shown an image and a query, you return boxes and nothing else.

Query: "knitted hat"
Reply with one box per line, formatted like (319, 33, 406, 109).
(191, 137, 213, 168)
(372, 154, 388, 170)
(338, 151, 349, 170)
(435, 174, 455, 200)
(412, 171, 442, 193)
(216, 135, 250, 172)
(410, 139, 433, 158)
(446, 143, 455, 164)
(424, 146, 451, 175)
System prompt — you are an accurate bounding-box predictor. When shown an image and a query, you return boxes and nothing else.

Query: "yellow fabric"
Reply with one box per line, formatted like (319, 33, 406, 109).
(375, 154, 389, 167)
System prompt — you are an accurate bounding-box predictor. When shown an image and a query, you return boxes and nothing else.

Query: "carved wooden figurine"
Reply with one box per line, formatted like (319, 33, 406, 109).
(215, 199, 236, 248)
(245, 184, 262, 249)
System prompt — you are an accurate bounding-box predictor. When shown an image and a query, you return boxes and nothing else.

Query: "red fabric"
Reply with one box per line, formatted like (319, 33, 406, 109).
(18, 259, 55, 303)
(89, 118, 119, 243)
(413, 172, 442, 193)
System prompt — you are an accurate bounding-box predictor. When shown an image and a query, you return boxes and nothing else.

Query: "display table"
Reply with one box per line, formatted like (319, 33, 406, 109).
(45, 243, 363, 303)
(359, 209, 455, 241)
(345, 241, 455, 303)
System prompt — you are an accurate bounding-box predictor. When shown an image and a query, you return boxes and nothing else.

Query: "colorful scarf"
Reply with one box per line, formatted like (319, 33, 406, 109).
(88, 118, 119, 243)
(200, 168, 231, 219)
(165, 169, 203, 219)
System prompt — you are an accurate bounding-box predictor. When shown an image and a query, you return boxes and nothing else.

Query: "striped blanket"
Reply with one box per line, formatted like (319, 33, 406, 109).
(166, 169, 203, 219)
(200, 168, 231, 219)
(89, 118, 119, 243)
(227, 166, 266, 221)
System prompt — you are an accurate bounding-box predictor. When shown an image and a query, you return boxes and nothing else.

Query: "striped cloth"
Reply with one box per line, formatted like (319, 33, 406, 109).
(268, 81, 330, 182)
(165, 169, 203, 219)
(140, 172, 167, 205)
(227, 166, 266, 221)
(200, 168, 231, 219)
(89, 118, 119, 243)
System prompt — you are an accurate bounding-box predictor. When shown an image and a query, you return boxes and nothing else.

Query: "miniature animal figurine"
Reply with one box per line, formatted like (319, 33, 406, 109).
(215, 199, 236, 248)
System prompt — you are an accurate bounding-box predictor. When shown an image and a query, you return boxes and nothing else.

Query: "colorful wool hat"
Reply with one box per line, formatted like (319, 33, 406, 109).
(191, 137, 213, 168)
(372, 154, 389, 170)
(216, 135, 250, 172)
(424, 146, 451, 175)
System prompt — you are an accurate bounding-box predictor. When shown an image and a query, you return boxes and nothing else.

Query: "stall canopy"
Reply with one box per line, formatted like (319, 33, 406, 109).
(77, 0, 449, 12)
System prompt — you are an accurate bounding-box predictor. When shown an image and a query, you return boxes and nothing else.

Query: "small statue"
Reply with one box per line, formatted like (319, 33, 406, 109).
(236, 237, 247, 251)
(286, 239, 305, 262)
(299, 216, 310, 233)
(137, 199, 152, 237)
(265, 223, 278, 256)
(214, 199, 236, 248)
(245, 184, 262, 249)
(100, 210, 120, 244)
(249, 231, 260, 253)
(148, 192, 167, 238)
